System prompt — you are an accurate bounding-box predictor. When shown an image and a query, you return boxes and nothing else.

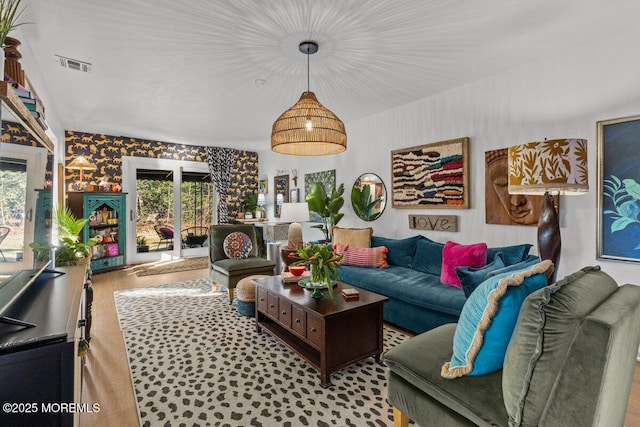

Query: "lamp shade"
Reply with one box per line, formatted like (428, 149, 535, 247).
(66, 155, 97, 171)
(508, 138, 588, 195)
(279, 202, 310, 223)
(271, 91, 347, 156)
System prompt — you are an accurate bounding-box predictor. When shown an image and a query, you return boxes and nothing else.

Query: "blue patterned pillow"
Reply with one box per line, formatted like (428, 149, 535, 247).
(455, 253, 506, 298)
(441, 260, 553, 378)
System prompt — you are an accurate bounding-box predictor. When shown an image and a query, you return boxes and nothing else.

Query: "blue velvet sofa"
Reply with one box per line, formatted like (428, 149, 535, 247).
(337, 235, 535, 334)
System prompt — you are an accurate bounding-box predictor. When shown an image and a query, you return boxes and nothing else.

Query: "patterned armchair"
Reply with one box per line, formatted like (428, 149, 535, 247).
(209, 224, 275, 303)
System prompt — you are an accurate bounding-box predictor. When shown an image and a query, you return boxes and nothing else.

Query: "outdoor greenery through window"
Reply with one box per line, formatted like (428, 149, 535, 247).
(135, 169, 213, 251)
(0, 157, 27, 261)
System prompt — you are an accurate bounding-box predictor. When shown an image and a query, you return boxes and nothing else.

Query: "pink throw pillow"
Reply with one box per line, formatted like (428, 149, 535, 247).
(440, 241, 488, 288)
(333, 244, 388, 268)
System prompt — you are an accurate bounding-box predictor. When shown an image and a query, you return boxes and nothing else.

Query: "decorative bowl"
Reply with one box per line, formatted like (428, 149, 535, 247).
(288, 265, 306, 276)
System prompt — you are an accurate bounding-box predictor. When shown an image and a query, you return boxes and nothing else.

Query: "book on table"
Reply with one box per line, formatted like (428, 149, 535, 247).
(341, 288, 360, 299)
(282, 270, 311, 283)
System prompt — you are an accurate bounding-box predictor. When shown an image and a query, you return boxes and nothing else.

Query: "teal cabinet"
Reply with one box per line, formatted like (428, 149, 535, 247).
(68, 192, 127, 272)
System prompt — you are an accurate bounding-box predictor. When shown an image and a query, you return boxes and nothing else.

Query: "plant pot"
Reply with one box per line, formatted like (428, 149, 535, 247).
(137, 245, 149, 253)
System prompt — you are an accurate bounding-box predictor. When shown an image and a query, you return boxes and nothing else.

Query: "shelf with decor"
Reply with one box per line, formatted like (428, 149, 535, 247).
(67, 192, 127, 272)
(0, 80, 53, 151)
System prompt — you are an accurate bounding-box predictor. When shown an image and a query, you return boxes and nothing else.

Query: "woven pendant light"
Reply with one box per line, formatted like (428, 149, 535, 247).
(271, 41, 346, 156)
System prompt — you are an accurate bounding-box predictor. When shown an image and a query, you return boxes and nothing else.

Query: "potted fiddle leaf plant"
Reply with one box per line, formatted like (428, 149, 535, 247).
(305, 182, 344, 241)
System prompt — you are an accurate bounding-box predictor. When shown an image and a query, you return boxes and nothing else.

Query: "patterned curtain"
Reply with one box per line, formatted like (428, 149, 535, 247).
(206, 147, 235, 224)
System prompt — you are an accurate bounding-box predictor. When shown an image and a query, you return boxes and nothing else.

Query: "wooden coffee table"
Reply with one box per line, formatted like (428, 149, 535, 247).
(253, 275, 388, 388)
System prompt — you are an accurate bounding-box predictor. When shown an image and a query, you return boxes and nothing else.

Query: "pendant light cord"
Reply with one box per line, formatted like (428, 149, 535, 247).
(306, 45, 310, 92)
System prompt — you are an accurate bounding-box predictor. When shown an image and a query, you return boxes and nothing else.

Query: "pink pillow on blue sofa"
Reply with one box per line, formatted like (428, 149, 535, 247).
(440, 241, 488, 288)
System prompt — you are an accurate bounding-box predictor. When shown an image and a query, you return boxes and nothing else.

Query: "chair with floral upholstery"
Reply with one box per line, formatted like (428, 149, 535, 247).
(209, 224, 275, 303)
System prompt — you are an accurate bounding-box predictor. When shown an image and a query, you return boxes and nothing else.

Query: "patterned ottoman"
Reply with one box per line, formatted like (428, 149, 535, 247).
(236, 275, 269, 317)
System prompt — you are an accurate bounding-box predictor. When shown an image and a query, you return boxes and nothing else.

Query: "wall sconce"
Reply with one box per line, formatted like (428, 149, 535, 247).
(276, 193, 284, 217)
(292, 169, 298, 187)
(257, 193, 266, 207)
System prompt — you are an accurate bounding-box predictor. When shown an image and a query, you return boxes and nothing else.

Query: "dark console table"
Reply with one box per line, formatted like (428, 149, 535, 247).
(0, 266, 88, 427)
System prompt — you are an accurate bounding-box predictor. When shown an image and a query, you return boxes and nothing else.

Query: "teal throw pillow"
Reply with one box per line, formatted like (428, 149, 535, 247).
(441, 260, 553, 378)
(456, 253, 506, 298)
(412, 237, 445, 276)
(486, 244, 533, 266)
(371, 235, 421, 268)
(486, 255, 540, 279)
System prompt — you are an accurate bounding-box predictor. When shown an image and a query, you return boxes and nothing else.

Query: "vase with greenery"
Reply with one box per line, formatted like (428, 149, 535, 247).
(305, 182, 344, 241)
(0, 0, 27, 49)
(289, 243, 343, 298)
(30, 205, 96, 267)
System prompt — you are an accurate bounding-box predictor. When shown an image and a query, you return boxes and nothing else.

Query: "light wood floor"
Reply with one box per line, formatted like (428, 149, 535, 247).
(80, 266, 640, 426)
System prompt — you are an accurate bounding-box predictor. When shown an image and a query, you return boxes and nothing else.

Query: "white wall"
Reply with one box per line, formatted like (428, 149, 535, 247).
(259, 27, 640, 286)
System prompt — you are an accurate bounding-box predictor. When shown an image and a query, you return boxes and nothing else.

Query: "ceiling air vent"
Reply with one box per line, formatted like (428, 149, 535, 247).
(56, 55, 92, 73)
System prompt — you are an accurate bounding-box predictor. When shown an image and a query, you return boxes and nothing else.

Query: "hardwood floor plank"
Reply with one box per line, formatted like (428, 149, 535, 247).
(78, 266, 640, 426)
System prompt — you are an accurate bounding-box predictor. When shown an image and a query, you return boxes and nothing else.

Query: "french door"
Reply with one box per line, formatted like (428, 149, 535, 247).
(0, 144, 48, 273)
(122, 157, 214, 264)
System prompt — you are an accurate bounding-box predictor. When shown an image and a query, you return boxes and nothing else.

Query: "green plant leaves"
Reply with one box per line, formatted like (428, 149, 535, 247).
(305, 182, 344, 240)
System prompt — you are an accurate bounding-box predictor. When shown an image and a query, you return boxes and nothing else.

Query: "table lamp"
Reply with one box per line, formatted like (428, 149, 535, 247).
(279, 202, 310, 250)
(508, 138, 588, 282)
(66, 155, 97, 190)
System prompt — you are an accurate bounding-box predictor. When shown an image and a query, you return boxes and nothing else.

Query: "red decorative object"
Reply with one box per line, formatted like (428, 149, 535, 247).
(288, 265, 306, 276)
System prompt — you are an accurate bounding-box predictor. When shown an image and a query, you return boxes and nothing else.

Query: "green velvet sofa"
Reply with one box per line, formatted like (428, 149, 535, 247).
(384, 266, 640, 426)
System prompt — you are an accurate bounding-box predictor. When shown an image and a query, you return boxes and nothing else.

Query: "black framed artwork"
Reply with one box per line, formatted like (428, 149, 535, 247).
(597, 114, 640, 262)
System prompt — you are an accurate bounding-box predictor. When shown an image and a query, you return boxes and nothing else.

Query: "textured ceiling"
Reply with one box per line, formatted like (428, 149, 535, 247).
(19, 0, 640, 151)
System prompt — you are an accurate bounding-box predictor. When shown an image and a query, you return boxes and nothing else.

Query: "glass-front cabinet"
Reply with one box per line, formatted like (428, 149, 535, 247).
(67, 192, 127, 272)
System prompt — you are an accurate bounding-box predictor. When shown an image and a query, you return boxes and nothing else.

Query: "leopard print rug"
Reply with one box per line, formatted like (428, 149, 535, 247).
(115, 279, 411, 427)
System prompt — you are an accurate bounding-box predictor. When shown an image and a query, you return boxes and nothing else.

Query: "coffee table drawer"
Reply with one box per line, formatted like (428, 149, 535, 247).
(267, 292, 279, 318)
(278, 300, 292, 328)
(291, 305, 306, 337)
(306, 313, 323, 348)
(257, 288, 268, 312)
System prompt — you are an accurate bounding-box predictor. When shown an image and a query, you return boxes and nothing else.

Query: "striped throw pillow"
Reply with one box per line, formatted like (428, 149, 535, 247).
(333, 244, 388, 268)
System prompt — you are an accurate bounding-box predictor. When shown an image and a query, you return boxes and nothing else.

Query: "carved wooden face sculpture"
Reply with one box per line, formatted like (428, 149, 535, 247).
(485, 149, 541, 226)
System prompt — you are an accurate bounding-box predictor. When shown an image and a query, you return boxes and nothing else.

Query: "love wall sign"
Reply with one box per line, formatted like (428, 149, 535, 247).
(408, 215, 459, 232)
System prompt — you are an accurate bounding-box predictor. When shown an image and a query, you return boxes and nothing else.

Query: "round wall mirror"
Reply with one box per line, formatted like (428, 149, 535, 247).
(351, 173, 387, 221)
